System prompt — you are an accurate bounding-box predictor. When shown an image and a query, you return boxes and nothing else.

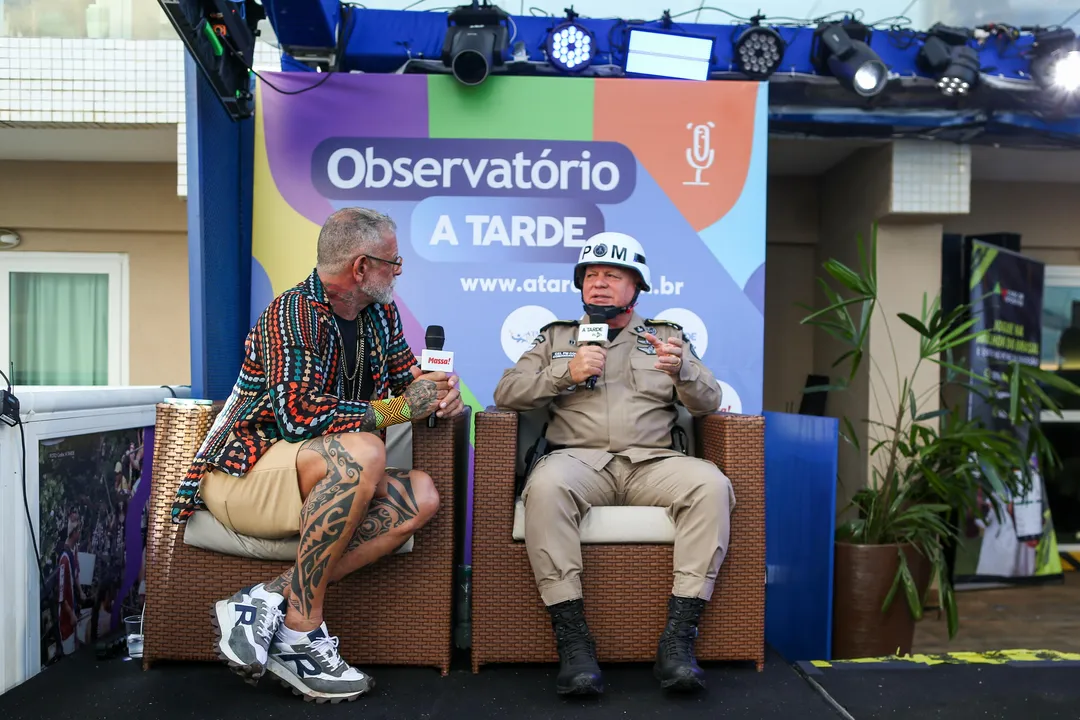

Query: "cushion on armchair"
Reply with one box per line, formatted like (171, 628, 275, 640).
(512, 501, 675, 544)
(182, 423, 417, 561)
(184, 510, 414, 560)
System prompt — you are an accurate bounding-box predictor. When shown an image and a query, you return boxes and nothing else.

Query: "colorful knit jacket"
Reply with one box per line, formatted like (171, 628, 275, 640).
(171, 268, 417, 524)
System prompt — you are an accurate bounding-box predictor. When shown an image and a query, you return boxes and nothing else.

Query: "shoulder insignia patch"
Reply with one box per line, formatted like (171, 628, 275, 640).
(645, 318, 683, 331)
(540, 319, 580, 333)
(531, 333, 545, 346)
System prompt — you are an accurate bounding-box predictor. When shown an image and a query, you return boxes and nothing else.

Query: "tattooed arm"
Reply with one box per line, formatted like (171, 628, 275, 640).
(404, 377, 441, 421)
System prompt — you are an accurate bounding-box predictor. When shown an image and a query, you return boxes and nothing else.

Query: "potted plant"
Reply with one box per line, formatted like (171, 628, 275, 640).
(801, 228, 1080, 659)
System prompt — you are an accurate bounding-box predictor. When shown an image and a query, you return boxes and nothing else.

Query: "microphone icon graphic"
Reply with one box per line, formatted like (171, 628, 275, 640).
(683, 121, 716, 186)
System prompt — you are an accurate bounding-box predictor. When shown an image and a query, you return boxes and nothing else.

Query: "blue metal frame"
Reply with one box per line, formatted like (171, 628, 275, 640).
(185, 54, 254, 401)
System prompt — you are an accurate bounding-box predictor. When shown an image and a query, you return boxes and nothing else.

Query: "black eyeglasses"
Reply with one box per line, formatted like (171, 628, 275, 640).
(363, 253, 403, 267)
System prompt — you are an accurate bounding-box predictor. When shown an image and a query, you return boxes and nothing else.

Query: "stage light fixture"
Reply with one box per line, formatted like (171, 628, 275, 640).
(1029, 28, 1080, 93)
(441, 3, 511, 86)
(812, 22, 888, 97)
(916, 24, 979, 96)
(733, 24, 786, 80)
(546, 19, 596, 74)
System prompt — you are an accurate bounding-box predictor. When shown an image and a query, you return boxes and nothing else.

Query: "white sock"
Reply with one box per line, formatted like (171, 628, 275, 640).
(277, 622, 321, 645)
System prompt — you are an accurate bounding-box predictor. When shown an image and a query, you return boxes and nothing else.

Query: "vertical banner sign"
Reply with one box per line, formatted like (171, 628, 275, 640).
(956, 241, 1062, 583)
(250, 74, 768, 558)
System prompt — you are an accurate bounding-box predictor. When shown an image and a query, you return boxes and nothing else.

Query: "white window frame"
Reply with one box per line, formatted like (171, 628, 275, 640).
(1046, 265, 1080, 288)
(0, 252, 129, 387)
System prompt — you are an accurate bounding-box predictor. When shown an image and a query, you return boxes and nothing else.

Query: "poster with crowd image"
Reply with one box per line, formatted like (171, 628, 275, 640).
(37, 426, 153, 667)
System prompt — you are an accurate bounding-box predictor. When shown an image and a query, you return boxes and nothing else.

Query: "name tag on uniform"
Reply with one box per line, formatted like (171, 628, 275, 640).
(552, 351, 576, 359)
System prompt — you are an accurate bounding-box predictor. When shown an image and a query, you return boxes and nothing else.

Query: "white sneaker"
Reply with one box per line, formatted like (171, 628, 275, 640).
(267, 624, 375, 703)
(211, 583, 285, 683)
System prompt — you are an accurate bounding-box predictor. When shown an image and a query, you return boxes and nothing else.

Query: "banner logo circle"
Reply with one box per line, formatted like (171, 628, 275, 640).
(501, 305, 559, 363)
(655, 307, 708, 359)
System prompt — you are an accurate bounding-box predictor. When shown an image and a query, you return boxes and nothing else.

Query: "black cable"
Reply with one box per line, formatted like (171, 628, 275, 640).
(218, 0, 360, 97)
(18, 412, 65, 663)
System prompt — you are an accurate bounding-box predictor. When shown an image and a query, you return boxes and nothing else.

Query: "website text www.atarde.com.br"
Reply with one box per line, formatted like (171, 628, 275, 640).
(460, 275, 686, 295)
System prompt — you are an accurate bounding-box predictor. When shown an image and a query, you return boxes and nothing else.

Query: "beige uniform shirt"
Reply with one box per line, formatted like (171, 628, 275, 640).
(492, 311, 722, 470)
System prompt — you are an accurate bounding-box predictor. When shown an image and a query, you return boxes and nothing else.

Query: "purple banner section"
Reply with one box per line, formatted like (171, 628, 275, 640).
(310, 138, 637, 203)
(116, 425, 153, 628)
(411, 196, 605, 264)
(260, 73, 430, 223)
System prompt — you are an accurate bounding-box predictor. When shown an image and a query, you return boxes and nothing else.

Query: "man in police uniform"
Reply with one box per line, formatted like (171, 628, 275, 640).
(493, 232, 734, 696)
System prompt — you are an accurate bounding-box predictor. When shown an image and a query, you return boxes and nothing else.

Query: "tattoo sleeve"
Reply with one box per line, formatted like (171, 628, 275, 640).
(404, 379, 438, 418)
(346, 469, 421, 552)
(288, 435, 367, 619)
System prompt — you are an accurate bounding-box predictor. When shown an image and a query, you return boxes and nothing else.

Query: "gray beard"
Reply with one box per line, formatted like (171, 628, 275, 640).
(364, 280, 394, 305)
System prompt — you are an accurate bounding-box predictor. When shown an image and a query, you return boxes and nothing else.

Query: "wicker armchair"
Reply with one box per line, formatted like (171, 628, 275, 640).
(471, 407, 765, 673)
(143, 401, 469, 675)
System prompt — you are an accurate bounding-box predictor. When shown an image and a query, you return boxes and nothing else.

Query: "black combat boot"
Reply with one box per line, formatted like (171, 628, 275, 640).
(653, 595, 707, 691)
(547, 599, 603, 696)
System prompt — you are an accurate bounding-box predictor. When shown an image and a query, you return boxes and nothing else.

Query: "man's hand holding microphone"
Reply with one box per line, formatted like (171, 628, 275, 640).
(405, 324, 466, 424)
(569, 315, 609, 388)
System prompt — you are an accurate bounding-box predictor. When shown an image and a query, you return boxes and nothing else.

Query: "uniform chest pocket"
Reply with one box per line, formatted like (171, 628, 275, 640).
(629, 352, 674, 399)
(550, 358, 579, 397)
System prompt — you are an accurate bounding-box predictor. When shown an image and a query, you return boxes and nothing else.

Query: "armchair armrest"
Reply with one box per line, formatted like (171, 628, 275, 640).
(473, 410, 520, 550)
(411, 409, 471, 503)
(698, 412, 765, 531)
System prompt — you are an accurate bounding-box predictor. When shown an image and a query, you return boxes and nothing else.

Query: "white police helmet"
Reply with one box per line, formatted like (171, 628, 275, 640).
(573, 232, 651, 292)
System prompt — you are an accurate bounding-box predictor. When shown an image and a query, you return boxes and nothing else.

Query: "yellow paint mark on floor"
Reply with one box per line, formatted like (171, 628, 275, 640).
(812, 649, 1080, 667)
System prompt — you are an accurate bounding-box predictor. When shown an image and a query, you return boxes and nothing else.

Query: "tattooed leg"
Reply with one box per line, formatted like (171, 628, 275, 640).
(277, 433, 385, 632)
(329, 468, 441, 582)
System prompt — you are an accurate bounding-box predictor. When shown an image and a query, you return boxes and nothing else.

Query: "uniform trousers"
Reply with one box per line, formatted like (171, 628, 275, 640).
(521, 450, 736, 606)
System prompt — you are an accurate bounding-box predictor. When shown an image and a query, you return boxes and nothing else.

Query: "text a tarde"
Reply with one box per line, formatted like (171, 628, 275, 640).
(429, 214, 590, 247)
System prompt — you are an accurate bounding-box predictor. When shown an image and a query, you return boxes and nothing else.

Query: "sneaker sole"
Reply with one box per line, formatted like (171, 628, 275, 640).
(210, 601, 265, 686)
(266, 657, 375, 704)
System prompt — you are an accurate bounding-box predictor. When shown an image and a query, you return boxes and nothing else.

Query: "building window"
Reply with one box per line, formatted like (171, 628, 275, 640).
(1, 252, 128, 386)
(1042, 266, 1080, 371)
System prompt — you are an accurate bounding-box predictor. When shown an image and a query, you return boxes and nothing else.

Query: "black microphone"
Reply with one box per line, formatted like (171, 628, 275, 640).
(578, 313, 609, 390)
(424, 325, 447, 427)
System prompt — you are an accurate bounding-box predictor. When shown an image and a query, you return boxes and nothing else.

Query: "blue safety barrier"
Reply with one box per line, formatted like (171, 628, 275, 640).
(763, 411, 839, 663)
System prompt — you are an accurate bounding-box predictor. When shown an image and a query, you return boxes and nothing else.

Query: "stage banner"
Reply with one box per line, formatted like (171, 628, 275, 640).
(251, 72, 767, 416)
(956, 241, 1062, 583)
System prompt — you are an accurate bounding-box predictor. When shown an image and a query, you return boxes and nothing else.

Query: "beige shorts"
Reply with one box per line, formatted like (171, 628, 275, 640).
(201, 439, 305, 539)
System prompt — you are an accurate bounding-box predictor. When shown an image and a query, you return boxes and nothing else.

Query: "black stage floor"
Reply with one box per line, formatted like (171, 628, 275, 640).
(3, 648, 834, 720)
(801, 658, 1080, 720)
(5, 648, 1078, 719)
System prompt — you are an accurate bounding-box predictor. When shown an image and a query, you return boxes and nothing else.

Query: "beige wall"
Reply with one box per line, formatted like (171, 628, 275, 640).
(764, 176, 820, 413)
(867, 222, 943, 479)
(944, 180, 1080, 266)
(0, 161, 190, 386)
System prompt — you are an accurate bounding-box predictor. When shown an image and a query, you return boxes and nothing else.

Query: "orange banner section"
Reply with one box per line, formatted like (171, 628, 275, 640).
(592, 80, 759, 232)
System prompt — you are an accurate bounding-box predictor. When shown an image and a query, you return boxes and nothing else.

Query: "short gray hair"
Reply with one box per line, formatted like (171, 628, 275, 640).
(316, 207, 397, 274)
